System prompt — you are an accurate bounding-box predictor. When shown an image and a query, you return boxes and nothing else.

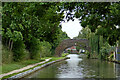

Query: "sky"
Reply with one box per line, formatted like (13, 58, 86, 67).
(61, 18, 82, 39)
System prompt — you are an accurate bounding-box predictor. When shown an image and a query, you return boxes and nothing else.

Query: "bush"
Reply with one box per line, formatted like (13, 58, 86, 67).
(85, 51, 90, 58)
(2, 42, 30, 63)
(2, 45, 13, 63)
(100, 46, 110, 60)
(28, 38, 52, 60)
(39, 41, 52, 58)
(28, 37, 41, 60)
(76, 46, 81, 52)
(22, 49, 30, 60)
(12, 40, 26, 62)
(61, 53, 69, 57)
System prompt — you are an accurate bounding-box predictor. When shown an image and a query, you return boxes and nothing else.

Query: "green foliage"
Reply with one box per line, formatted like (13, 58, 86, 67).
(63, 2, 120, 46)
(39, 41, 52, 58)
(75, 26, 113, 59)
(2, 63, 26, 74)
(67, 50, 71, 53)
(1, 56, 65, 78)
(53, 28, 70, 47)
(12, 40, 25, 61)
(0, 3, 1, 35)
(61, 53, 69, 57)
(27, 39, 52, 59)
(2, 2, 67, 62)
(108, 53, 114, 61)
(1, 59, 44, 74)
(2, 45, 13, 64)
(63, 2, 119, 59)
(84, 51, 90, 58)
(51, 28, 70, 55)
(28, 37, 40, 59)
(76, 42, 86, 52)
(100, 42, 111, 60)
(76, 46, 81, 52)
(74, 26, 91, 39)
(100, 47, 109, 60)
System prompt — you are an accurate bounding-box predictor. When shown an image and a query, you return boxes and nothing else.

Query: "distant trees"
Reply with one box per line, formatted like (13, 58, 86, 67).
(62, 2, 120, 46)
(62, 2, 119, 59)
(74, 26, 115, 59)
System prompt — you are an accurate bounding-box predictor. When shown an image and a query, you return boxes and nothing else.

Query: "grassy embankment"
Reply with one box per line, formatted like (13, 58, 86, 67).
(1, 59, 45, 74)
(1, 53, 69, 79)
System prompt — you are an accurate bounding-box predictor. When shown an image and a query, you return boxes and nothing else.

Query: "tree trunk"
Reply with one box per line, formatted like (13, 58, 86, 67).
(8, 39, 11, 50)
(10, 40, 13, 51)
(6, 38, 8, 46)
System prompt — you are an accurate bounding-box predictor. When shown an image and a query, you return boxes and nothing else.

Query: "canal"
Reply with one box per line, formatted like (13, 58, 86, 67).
(25, 54, 120, 78)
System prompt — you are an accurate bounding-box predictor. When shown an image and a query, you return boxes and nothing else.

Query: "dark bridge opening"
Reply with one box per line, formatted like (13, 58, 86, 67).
(55, 39, 91, 57)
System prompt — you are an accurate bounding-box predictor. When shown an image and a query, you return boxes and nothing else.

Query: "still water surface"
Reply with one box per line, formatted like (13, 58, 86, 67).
(26, 54, 120, 78)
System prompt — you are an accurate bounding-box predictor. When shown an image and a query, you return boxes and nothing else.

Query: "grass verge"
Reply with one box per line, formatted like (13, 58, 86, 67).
(61, 53, 69, 57)
(1, 59, 45, 74)
(1, 56, 67, 79)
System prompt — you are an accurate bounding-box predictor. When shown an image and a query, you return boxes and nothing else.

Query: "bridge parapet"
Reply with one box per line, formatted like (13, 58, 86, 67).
(55, 39, 91, 57)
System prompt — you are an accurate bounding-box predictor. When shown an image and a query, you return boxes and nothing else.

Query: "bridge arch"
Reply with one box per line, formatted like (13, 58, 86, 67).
(55, 39, 91, 57)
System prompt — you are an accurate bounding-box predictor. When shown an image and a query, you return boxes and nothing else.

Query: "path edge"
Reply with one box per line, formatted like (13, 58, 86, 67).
(2, 57, 69, 80)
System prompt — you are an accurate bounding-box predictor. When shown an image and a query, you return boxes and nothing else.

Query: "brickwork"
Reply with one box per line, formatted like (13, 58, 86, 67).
(55, 39, 91, 57)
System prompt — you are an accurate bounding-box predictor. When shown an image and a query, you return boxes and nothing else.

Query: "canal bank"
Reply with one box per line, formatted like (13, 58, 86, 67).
(2, 54, 120, 79)
(1, 57, 69, 79)
(25, 54, 120, 78)
(90, 55, 120, 64)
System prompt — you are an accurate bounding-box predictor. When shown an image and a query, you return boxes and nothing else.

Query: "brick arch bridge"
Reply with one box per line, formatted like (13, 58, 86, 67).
(55, 39, 91, 57)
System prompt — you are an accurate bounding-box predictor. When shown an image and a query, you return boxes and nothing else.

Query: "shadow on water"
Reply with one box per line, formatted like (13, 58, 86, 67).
(25, 54, 120, 79)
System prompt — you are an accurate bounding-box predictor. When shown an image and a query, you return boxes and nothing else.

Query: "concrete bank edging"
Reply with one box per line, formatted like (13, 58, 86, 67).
(90, 58, 120, 64)
(4, 57, 69, 79)
(0, 58, 51, 79)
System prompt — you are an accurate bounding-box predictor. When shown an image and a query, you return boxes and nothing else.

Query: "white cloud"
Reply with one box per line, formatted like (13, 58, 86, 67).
(61, 18, 82, 39)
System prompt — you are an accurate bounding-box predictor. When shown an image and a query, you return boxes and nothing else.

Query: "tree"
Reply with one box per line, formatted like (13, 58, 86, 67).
(62, 2, 120, 46)
(2, 2, 65, 60)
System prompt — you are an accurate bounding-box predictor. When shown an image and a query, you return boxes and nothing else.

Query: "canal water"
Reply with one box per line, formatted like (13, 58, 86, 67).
(25, 54, 120, 78)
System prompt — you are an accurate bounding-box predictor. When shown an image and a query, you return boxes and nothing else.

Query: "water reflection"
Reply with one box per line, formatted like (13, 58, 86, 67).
(25, 54, 120, 78)
(57, 54, 83, 78)
(79, 56, 116, 78)
(115, 64, 120, 78)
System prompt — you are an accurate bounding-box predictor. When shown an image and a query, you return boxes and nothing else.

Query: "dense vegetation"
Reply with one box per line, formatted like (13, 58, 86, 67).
(2, 2, 120, 63)
(63, 2, 120, 45)
(2, 2, 69, 63)
(70, 2, 120, 60)
(74, 26, 115, 60)
(0, 3, 1, 35)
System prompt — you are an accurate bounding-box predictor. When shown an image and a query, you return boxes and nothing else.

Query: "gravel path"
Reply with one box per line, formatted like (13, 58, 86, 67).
(0, 58, 51, 78)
